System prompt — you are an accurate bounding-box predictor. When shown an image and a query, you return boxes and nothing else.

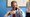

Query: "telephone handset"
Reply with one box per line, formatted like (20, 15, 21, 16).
(15, 7, 17, 10)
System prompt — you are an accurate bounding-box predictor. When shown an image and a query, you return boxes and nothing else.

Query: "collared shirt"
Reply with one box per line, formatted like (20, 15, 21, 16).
(4, 8, 25, 17)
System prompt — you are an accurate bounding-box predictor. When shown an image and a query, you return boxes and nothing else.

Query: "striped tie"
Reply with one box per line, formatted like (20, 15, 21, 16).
(13, 14, 16, 17)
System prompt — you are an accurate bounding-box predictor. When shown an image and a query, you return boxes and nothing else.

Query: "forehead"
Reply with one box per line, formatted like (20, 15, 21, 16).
(13, 2, 17, 4)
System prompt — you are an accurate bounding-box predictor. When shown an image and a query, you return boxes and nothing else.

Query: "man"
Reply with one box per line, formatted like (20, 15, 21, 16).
(4, 1, 25, 17)
(26, 0, 30, 17)
(26, 6, 30, 17)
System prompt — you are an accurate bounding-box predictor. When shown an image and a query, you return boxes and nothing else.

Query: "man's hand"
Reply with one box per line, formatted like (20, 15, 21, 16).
(4, 11, 16, 17)
(16, 6, 19, 9)
(10, 11, 16, 14)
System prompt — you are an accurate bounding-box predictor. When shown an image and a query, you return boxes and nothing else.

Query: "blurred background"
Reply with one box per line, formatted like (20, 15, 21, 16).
(0, 0, 29, 17)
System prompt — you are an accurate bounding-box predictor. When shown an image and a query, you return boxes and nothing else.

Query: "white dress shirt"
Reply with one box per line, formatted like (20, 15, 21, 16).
(4, 8, 26, 17)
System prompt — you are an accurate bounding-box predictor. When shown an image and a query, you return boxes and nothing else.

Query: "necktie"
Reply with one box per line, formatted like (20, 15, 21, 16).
(13, 14, 16, 17)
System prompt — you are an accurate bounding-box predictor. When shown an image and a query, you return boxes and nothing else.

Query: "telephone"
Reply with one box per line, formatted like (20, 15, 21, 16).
(15, 7, 17, 10)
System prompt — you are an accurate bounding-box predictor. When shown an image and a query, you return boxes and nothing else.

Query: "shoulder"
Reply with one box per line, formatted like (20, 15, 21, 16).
(7, 11, 11, 14)
(5, 11, 11, 15)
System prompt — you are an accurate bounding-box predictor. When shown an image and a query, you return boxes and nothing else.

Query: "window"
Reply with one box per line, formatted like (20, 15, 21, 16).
(6, 0, 27, 8)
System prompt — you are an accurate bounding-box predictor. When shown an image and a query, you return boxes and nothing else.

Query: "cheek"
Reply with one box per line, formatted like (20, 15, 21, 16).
(28, 8, 30, 10)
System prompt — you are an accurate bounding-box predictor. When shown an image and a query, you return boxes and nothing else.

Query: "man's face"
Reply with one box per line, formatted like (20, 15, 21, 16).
(12, 2, 17, 7)
(28, 7, 30, 11)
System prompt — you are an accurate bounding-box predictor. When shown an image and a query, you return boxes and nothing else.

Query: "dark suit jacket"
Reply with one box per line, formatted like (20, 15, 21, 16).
(26, 12, 30, 17)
